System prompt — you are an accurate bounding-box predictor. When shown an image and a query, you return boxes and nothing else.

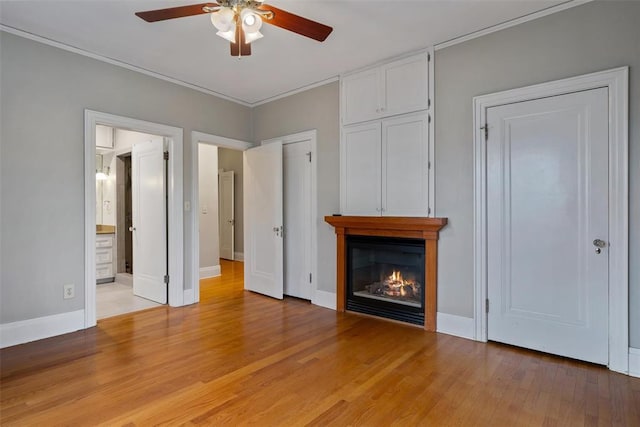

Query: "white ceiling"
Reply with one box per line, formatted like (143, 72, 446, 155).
(0, 0, 567, 105)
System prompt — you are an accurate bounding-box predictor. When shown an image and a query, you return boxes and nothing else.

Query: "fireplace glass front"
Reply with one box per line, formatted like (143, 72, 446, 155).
(346, 235, 425, 325)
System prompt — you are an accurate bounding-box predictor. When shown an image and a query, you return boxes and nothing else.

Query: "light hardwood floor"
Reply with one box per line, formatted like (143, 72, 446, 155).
(1, 260, 639, 426)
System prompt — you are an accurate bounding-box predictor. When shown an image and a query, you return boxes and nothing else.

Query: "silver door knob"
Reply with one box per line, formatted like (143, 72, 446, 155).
(129, 226, 136, 232)
(593, 239, 607, 248)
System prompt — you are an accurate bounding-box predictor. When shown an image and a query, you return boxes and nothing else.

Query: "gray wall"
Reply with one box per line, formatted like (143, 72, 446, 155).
(199, 144, 219, 269)
(434, 1, 640, 346)
(218, 147, 244, 254)
(0, 32, 251, 323)
(252, 82, 340, 293)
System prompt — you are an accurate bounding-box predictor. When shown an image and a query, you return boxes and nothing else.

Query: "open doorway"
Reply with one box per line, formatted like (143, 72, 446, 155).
(84, 110, 184, 329)
(95, 125, 168, 319)
(191, 132, 251, 301)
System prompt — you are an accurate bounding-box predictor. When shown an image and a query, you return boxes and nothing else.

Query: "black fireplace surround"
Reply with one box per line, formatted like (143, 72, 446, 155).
(346, 235, 425, 325)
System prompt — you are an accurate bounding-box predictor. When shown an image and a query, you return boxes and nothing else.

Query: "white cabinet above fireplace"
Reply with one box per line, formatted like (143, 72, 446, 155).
(341, 51, 430, 126)
(341, 112, 430, 216)
(340, 48, 434, 217)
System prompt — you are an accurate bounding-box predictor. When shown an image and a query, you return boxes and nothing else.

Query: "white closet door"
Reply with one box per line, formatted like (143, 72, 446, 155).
(283, 140, 312, 300)
(487, 88, 609, 364)
(243, 142, 283, 300)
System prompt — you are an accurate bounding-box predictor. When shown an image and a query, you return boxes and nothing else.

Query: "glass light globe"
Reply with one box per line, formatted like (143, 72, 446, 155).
(211, 7, 235, 32)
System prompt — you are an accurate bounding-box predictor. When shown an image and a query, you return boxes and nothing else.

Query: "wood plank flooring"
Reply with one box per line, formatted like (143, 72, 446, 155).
(1, 260, 639, 426)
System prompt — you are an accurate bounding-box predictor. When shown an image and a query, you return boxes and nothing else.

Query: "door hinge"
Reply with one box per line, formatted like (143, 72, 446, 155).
(163, 151, 169, 160)
(306, 151, 312, 163)
(164, 275, 170, 284)
(428, 207, 431, 215)
(428, 98, 431, 108)
(309, 273, 312, 283)
(486, 298, 489, 313)
(428, 114, 431, 124)
(428, 161, 431, 169)
(427, 52, 431, 62)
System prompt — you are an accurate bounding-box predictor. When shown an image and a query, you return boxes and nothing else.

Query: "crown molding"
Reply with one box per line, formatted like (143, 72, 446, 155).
(0, 24, 252, 107)
(434, 0, 593, 51)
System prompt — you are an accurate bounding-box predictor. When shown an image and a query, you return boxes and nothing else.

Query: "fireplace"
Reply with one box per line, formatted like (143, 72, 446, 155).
(324, 216, 447, 331)
(347, 235, 425, 325)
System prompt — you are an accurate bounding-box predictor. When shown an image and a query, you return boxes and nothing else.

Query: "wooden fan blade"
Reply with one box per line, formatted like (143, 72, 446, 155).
(135, 3, 218, 22)
(258, 4, 332, 42)
(230, 24, 252, 57)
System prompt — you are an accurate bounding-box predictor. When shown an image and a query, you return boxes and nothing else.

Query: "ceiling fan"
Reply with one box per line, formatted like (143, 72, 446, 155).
(135, 1, 333, 57)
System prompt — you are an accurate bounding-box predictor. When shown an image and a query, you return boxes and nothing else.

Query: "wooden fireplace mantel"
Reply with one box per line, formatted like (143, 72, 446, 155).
(324, 216, 448, 332)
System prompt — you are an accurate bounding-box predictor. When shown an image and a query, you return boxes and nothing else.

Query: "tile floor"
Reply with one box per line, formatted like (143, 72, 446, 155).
(96, 282, 163, 320)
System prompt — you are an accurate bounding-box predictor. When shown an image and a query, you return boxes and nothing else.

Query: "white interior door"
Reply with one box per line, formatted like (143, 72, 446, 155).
(243, 142, 283, 300)
(218, 170, 235, 261)
(131, 139, 167, 304)
(283, 140, 312, 300)
(487, 88, 608, 364)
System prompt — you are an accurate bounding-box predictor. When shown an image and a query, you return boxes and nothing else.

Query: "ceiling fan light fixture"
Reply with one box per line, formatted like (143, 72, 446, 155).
(217, 28, 236, 43)
(244, 30, 263, 44)
(211, 7, 235, 32)
(240, 8, 262, 34)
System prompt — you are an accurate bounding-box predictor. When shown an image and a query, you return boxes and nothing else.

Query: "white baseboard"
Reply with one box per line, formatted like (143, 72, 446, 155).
(0, 310, 85, 349)
(629, 347, 640, 378)
(233, 252, 244, 261)
(312, 290, 336, 310)
(200, 265, 221, 279)
(436, 312, 475, 340)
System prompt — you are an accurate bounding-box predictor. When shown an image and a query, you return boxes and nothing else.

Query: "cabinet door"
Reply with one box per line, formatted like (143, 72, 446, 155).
(381, 52, 429, 118)
(341, 122, 382, 215)
(341, 68, 381, 125)
(382, 113, 429, 216)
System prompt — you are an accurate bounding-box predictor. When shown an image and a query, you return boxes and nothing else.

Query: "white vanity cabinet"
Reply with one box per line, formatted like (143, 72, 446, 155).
(96, 233, 115, 283)
(341, 112, 430, 216)
(341, 51, 430, 126)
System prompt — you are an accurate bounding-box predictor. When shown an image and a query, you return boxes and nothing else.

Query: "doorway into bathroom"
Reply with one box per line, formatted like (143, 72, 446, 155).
(95, 125, 166, 319)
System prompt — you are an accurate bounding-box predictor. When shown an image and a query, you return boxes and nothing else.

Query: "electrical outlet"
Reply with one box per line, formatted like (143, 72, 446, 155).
(63, 284, 75, 299)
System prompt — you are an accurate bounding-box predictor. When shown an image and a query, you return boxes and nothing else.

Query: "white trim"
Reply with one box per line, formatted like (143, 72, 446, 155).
(183, 289, 195, 306)
(0, 310, 84, 349)
(629, 348, 640, 378)
(262, 130, 319, 306)
(472, 67, 629, 374)
(200, 265, 221, 279)
(251, 77, 339, 107)
(312, 290, 337, 311)
(427, 46, 435, 216)
(191, 131, 252, 305)
(434, 0, 593, 51)
(0, 25, 251, 107)
(436, 312, 475, 340)
(85, 110, 184, 329)
(233, 252, 245, 261)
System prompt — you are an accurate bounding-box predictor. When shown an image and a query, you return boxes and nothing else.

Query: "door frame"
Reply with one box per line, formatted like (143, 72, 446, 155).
(261, 130, 318, 305)
(472, 67, 629, 373)
(191, 131, 252, 303)
(84, 110, 184, 327)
